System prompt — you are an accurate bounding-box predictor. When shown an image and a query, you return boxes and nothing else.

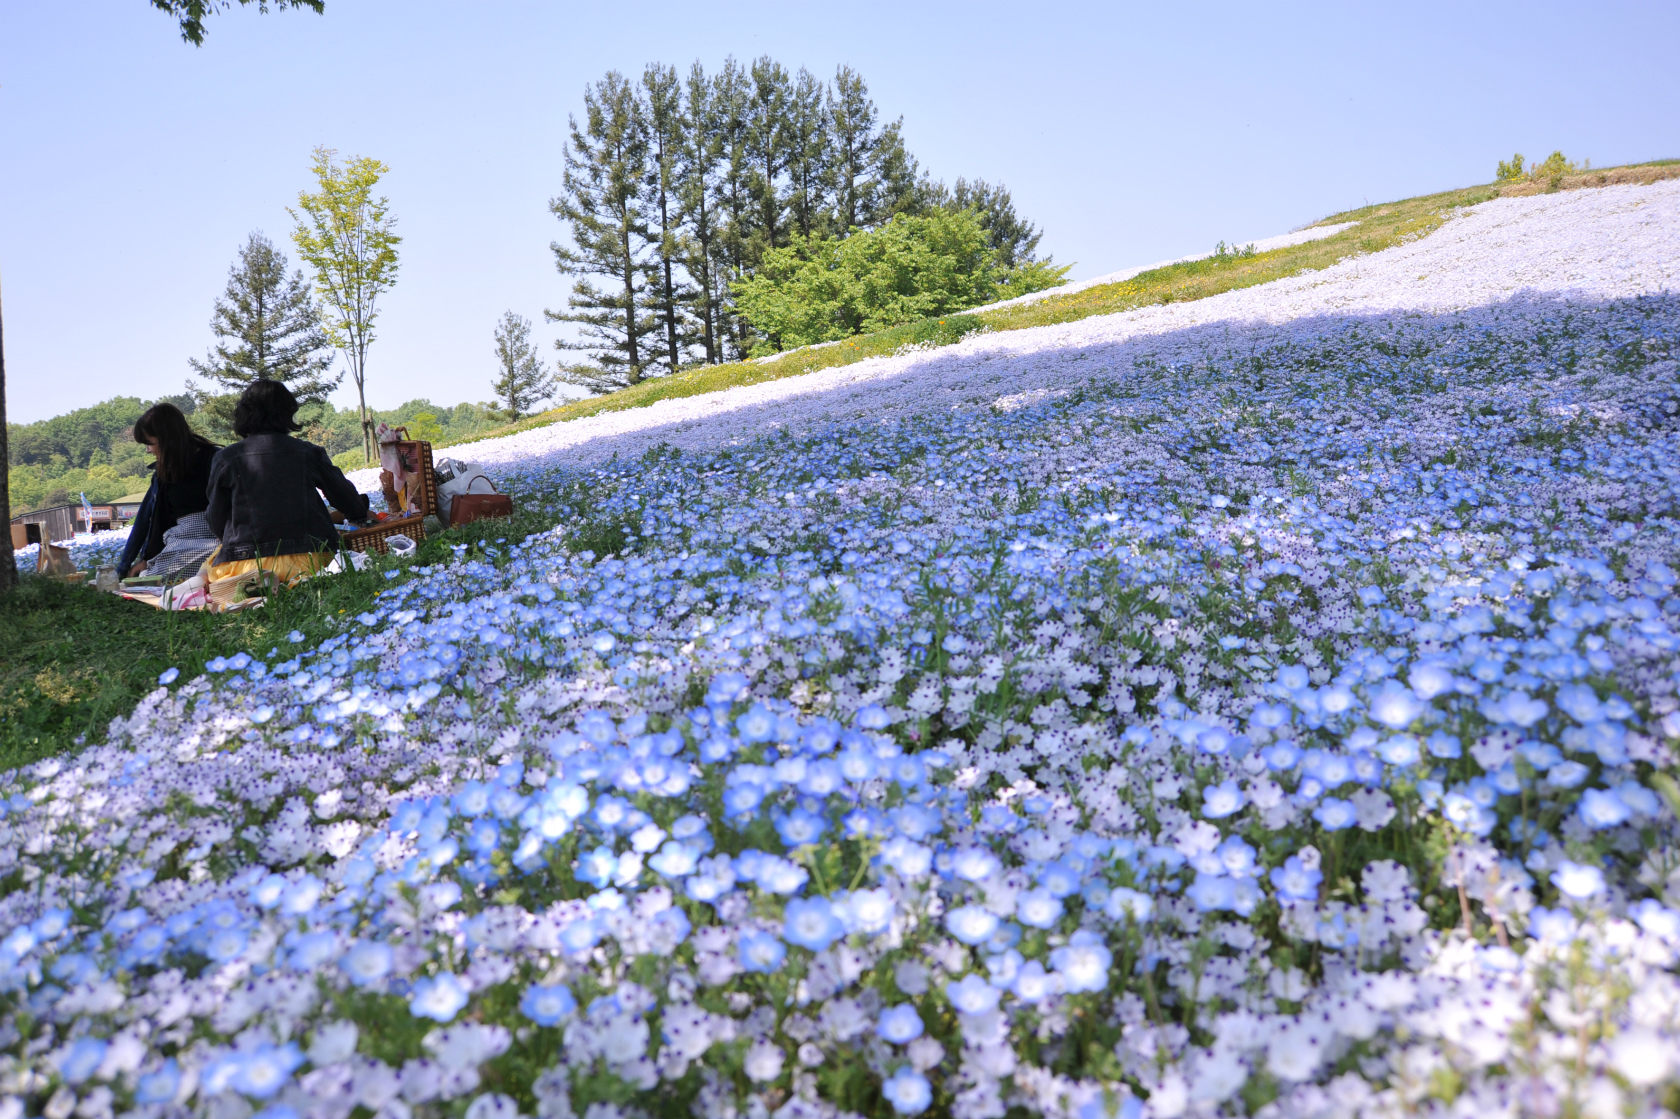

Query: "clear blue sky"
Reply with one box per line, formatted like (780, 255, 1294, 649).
(2, 0, 1676, 423)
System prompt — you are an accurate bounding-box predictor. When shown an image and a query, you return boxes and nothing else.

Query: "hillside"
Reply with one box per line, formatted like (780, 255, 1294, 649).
(425, 158, 1680, 458)
(6, 170, 1680, 1119)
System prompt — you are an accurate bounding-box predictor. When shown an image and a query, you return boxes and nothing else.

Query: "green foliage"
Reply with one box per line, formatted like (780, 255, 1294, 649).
(547, 72, 662, 394)
(1530, 150, 1580, 189)
(1496, 152, 1526, 182)
(490, 312, 558, 420)
(321, 399, 500, 470)
(290, 146, 402, 462)
(187, 231, 339, 439)
(149, 0, 323, 46)
(732, 209, 1067, 352)
(548, 58, 1048, 382)
(5, 395, 198, 512)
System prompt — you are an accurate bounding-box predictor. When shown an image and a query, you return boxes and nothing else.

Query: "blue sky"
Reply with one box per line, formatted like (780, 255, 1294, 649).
(2, 0, 1676, 423)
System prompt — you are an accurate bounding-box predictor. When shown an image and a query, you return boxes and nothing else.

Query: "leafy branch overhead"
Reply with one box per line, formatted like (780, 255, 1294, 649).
(149, 0, 324, 45)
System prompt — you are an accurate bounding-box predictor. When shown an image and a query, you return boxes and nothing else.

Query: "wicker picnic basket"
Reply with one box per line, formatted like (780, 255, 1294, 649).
(342, 439, 437, 556)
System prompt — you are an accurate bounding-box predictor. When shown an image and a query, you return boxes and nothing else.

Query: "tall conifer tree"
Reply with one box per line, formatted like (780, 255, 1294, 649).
(547, 72, 660, 393)
(746, 57, 793, 260)
(677, 63, 726, 365)
(785, 68, 831, 239)
(711, 58, 757, 360)
(188, 231, 338, 434)
(643, 63, 696, 376)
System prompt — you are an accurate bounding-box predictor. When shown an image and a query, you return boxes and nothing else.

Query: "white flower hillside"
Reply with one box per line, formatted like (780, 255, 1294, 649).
(4, 180, 1680, 1119)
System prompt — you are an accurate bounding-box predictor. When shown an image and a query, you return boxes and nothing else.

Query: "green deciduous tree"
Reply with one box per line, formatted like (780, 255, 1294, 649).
(733, 208, 1068, 351)
(490, 312, 557, 419)
(547, 72, 661, 395)
(188, 231, 338, 436)
(289, 147, 401, 463)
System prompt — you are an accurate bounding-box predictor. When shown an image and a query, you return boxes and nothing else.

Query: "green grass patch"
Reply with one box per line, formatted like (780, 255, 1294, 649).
(0, 504, 561, 770)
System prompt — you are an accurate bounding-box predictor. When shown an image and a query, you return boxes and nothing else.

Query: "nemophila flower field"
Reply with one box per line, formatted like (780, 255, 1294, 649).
(5, 184, 1680, 1119)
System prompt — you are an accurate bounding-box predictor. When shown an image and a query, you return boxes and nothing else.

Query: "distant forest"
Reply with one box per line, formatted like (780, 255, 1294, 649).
(6, 396, 498, 513)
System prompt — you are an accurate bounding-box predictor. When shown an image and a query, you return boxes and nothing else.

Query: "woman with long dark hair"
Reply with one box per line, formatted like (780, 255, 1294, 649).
(116, 403, 221, 579)
(204, 380, 370, 584)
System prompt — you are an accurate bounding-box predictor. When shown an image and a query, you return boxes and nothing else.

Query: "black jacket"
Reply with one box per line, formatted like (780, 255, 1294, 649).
(206, 433, 371, 561)
(117, 442, 218, 578)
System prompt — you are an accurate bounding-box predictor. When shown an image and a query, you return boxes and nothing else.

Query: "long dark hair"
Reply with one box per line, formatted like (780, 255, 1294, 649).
(133, 403, 218, 483)
(233, 379, 304, 438)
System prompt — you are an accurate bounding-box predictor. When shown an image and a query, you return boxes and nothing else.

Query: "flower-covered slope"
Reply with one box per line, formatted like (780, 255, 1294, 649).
(4, 182, 1680, 1119)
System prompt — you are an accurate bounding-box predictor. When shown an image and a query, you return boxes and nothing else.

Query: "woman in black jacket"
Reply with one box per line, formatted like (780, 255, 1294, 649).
(116, 404, 220, 578)
(204, 380, 371, 584)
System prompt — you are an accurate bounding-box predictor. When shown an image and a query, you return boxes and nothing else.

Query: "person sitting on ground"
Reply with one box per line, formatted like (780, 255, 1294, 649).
(204, 380, 371, 585)
(117, 403, 221, 579)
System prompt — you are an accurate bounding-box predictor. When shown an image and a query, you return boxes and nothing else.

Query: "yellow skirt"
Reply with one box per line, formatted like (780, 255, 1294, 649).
(206, 550, 331, 586)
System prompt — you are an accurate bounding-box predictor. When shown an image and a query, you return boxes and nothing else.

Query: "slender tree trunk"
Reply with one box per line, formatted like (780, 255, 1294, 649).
(355, 343, 372, 463)
(621, 226, 640, 385)
(0, 268, 16, 591)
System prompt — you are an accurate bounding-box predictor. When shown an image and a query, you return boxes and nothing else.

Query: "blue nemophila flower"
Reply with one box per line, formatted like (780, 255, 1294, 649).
(947, 973, 1002, 1015)
(341, 940, 394, 986)
(877, 1004, 925, 1044)
(1313, 797, 1358, 831)
(409, 973, 470, 1021)
(783, 897, 844, 951)
(1201, 779, 1245, 818)
(1578, 787, 1632, 829)
(881, 1067, 933, 1115)
(1016, 888, 1064, 929)
(157, 667, 179, 686)
(1552, 860, 1606, 900)
(520, 983, 578, 1026)
(1269, 855, 1322, 901)
(946, 905, 1001, 945)
(738, 931, 786, 973)
(1050, 931, 1113, 993)
(135, 1060, 181, 1104)
(231, 1044, 303, 1099)
(56, 1037, 108, 1084)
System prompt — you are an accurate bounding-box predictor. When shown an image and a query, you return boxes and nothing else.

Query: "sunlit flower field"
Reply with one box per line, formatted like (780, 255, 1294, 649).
(6, 182, 1680, 1119)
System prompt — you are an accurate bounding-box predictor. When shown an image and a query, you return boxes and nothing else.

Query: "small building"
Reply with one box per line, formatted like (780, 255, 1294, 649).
(12, 505, 79, 545)
(10, 502, 124, 544)
(112, 492, 149, 521)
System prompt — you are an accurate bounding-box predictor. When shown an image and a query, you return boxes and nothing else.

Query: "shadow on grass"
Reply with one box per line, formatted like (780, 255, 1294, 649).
(0, 503, 561, 770)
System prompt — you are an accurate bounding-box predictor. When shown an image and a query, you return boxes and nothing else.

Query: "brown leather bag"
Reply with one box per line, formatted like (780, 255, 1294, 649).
(449, 493, 513, 525)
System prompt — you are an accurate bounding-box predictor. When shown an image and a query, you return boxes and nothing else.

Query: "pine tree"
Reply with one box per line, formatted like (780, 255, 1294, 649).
(920, 177, 1045, 266)
(828, 65, 880, 233)
(490, 312, 557, 418)
(643, 62, 698, 376)
(746, 57, 793, 260)
(711, 58, 758, 361)
(785, 67, 831, 240)
(188, 231, 338, 434)
(677, 62, 726, 365)
(547, 71, 661, 393)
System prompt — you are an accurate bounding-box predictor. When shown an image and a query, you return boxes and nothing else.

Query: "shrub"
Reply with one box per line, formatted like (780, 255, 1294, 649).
(734, 209, 1068, 354)
(1495, 152, 1526, 182)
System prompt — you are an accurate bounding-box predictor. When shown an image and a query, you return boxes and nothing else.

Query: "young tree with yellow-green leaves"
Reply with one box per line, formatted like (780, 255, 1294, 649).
(289, 147, 401, 464)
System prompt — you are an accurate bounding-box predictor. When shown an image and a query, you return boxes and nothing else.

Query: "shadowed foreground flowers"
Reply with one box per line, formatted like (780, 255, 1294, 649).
(3, 282, 1680, 1119)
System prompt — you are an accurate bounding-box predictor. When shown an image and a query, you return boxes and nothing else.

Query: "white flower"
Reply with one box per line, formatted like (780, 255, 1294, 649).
(742, 1040, 783, 1082)
(1608, 1027, 1672, 1086)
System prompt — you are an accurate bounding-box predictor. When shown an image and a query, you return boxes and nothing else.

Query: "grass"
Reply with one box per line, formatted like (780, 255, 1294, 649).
(0, 502, 561, 771)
